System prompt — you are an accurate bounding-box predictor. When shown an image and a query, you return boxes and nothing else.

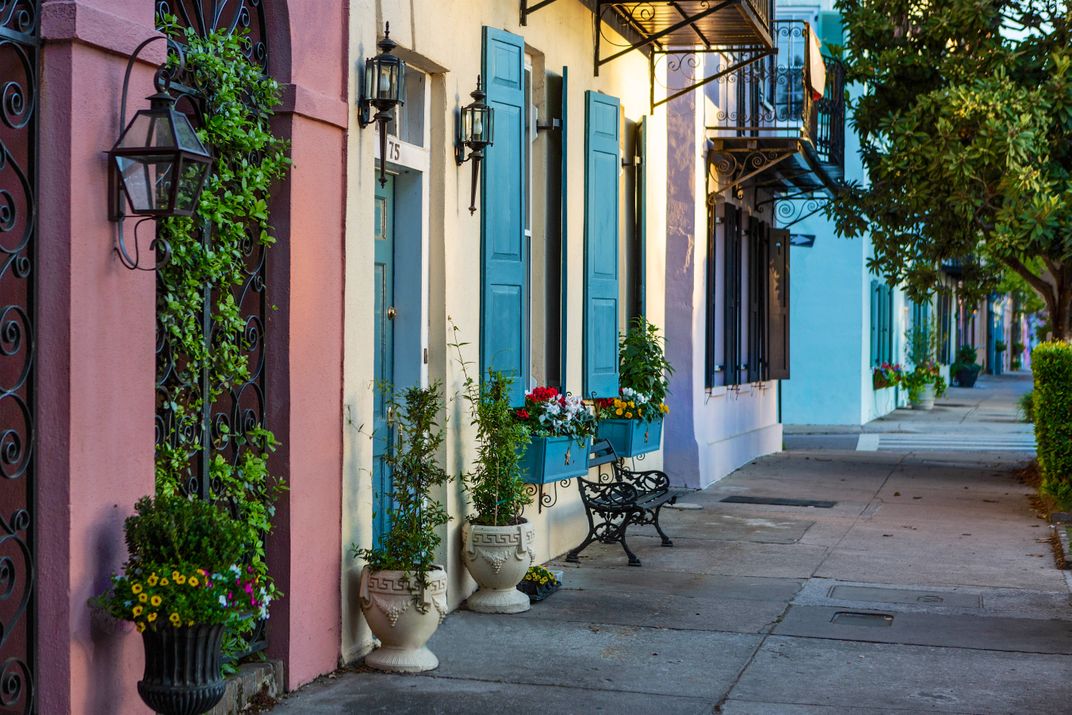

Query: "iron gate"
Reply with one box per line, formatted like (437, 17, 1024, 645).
(0, 1, 38, 713)
(154, 0, 271, 656)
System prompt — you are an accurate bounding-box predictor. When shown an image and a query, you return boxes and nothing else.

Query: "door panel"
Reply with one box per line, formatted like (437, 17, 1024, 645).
(373, 176, 395, 547)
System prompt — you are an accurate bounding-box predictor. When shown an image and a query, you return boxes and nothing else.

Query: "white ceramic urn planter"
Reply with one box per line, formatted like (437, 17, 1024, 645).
(462, 520, 535, 614)
(912, 383, 936, 411)
(359, 566, 448, 673)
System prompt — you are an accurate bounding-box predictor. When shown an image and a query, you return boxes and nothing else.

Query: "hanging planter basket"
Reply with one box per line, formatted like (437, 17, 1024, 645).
(597, 418, 662, 457)
(137, 624, 226, 715)
(519, 435, 591, 484)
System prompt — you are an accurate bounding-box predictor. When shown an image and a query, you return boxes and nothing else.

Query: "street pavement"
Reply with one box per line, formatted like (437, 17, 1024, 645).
(270, 372, 1070, 714)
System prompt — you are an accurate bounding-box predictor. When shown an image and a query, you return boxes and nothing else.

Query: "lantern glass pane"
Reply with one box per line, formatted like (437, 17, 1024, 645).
(174, 158, 210, 214)
(376, 62, 395, 101)
(173, 113, 209, 155)
(118, 111, 175, 149)
(484, 107, 495, 145)
(462, 106, 474, 144)
(114, 154, 176, 213)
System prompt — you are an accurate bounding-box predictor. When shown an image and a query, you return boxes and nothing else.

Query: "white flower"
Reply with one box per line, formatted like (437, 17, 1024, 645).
(219, 595, 228, 607)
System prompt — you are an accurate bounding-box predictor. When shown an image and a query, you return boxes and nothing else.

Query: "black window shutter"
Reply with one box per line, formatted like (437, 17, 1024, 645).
(723, 205, 740, 385)
(705, 203, 717, 387)
(767, 227, 790, 380)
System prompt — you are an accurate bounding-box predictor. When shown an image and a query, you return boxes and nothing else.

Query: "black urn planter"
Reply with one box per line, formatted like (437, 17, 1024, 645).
(954, 364, 982, 388)
(138, 624, 226, 715)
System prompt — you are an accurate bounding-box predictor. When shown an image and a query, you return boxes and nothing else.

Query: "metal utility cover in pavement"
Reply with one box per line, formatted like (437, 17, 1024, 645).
(720, 496, 837, 508)
(828, 585, 983, 609)
(831, 611, 895, 627)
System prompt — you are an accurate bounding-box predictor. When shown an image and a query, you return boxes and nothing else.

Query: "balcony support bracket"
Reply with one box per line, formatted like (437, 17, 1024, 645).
(708, 142, 797, 198)
(520, 0, 561, 26)
(650, 47, 773, 114)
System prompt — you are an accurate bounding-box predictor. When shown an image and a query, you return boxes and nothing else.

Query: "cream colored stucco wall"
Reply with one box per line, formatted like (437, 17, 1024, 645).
(341, 0, 669, 663)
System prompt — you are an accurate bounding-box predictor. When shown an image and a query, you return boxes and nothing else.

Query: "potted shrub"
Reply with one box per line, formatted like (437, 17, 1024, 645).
(457, 363, 535, 614)
(903, 361, 948, 410)
(872, 362, 904, 390)
(595, 317, 672, 457)
(952, 344, 982, 387)
(352, 383, 451, 673)
(515, 386, 597, 484)
(94, 495, 276, 715)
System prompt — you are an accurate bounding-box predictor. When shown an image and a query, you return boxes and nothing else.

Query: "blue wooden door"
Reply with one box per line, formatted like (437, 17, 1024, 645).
(373, 176, 395, 547)
(481, 26, 529, 406)
(583, 90, 621, 397)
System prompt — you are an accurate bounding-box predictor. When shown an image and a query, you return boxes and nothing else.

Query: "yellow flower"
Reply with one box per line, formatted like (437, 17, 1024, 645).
(628, 401, 635, 408)
(169, 613, 181, 625)
(625, 412, 633, 419)
(147, 574, 159, 586)
(138, 593, 148, 603)
(186, 620, 194, 627)
(160, 578, 169, 586)
(132, 605, 144, 617)
(131, 583, 143, 595)
(136, 622, 146, 633)
(147, 612, 157, 623)
(188, 576, 199, 588)
(174, 574, 186, 585)
(150, 595, 162, 607)
(615, 408, 623, 416)
(171, 571, 181, 581)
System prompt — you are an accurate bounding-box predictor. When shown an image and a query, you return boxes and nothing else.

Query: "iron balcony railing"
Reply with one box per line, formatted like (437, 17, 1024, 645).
(708, 19, 845, 171)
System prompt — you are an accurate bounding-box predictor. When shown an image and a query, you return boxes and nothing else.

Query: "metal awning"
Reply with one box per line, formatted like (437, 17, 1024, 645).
(520, 0, 775, 111)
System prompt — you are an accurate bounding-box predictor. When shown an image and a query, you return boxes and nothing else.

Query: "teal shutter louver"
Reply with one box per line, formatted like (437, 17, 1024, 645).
(481, 27, 529, 406)
(583, 90, 621, 398)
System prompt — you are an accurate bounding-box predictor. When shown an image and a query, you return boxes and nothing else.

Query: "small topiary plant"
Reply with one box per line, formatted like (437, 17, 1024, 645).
(449, 320, 531, 527)
(353, 383, 451, 604)
(1032, 342, 1072, 508)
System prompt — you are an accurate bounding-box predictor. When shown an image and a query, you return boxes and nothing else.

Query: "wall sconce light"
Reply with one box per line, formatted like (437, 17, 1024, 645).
(455, 75, 494, 214)
(359, 22, 406, 187)
(108, 36, 213, 270)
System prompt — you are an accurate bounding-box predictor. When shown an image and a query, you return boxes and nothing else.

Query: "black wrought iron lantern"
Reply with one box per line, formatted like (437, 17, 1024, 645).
(359, 22, 407, 187)
(455, 75, 495, 215)
(109, 89, 213, 219)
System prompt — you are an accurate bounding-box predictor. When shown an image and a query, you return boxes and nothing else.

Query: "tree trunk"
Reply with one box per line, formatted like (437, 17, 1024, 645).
(1054, 285, 1072, 341)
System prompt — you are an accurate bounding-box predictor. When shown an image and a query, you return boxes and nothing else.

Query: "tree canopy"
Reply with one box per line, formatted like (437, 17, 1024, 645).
(830, 0, 1072, 337)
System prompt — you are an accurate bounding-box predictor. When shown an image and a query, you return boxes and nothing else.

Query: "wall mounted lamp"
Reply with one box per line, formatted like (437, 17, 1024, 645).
(359, 22, 406, 187)
(108, 36, 213, 270)
(455, 75, 494, 215)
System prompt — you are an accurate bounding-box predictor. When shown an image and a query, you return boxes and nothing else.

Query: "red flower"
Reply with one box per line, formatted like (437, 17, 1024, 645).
(516, 408, 530, 420)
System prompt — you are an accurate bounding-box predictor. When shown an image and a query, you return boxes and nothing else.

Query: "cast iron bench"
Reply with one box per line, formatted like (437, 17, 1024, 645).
(565, 438, 688, 567)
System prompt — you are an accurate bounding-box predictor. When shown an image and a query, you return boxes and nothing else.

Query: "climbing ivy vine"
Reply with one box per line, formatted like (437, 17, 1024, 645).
(154, 17, 290, 658)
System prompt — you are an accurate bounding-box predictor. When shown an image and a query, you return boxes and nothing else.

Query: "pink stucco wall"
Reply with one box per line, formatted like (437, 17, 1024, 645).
(264, 0, 348, 690)
(39, 2, 161, 712)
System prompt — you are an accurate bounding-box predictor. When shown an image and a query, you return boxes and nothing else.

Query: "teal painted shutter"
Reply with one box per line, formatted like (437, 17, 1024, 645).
(481, 27, 528, 406)
(583, 90, 621, 398)
(869, 282, 879, 365)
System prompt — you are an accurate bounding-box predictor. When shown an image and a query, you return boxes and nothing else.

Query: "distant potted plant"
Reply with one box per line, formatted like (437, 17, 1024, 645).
(595, 317, 672, 457)
(995, 339, 1007, 353)
(872, 362, 904, 390)
(952, 344, 982, 387)
(1011, 341, 1025, 369)
(903, 361, 948, 410)
(352, 383, 451, 673)
(94, 495, 276, 715)
(515, 386, 597, 484)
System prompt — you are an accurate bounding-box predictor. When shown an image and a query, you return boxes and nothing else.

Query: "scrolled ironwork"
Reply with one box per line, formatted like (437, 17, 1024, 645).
(0, 2, 36, 710)
(155, 0, 271, 660)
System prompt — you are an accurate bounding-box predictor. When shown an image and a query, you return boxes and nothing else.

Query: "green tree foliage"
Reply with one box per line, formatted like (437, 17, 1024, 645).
(830, 0, 1072, 337)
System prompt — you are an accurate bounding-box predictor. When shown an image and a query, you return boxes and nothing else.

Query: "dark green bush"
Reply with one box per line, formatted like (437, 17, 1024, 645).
(1019, 390, 1034, 423)
(1032, 342, 1072, 507)
(123, 494, 247, 572)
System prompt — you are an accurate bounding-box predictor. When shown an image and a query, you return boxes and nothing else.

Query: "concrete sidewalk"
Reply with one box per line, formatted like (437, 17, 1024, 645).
(271, 373, 1070, 713)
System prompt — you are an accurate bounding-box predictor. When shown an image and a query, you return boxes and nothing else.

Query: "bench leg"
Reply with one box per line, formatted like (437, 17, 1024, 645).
(653, 505, 674, 547)
(565, 534, 596, 563)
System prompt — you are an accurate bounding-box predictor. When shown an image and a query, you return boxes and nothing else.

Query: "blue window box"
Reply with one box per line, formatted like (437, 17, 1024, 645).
(597, 418, 663, 457)
(519, 435, 591, 484)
